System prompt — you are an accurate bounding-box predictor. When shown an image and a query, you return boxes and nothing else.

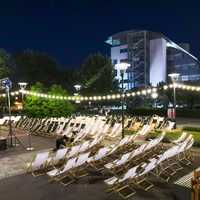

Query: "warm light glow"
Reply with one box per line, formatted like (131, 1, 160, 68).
(151, 92, 158, 99)
(0, 83, 199, 102)
(131, 92, 135, 96)
(163, 85, 168, 90)
(116, 94, 121, 98)
(142, 90, 147, 95)
(147, 89, 152, 93)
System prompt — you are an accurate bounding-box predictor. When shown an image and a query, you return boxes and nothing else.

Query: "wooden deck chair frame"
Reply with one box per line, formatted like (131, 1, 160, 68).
(58, 152, 90, 186)
(87, 147, 113, 172)
(47, 157, 77, 184)
(26, 152, 50, 177)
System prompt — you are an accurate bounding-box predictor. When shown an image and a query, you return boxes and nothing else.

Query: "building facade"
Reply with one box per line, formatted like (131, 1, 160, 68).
(105, 30, 200, 90)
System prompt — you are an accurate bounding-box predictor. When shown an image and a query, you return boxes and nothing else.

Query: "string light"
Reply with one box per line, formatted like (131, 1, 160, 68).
(163, 85, 168, 90)
(0, 84, 200, 102)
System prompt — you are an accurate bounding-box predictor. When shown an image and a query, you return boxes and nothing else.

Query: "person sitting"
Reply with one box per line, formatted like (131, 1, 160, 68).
(54, 135, 69, 151)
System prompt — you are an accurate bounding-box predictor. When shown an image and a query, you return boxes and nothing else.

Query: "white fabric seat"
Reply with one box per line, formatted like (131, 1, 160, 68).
(27, 152, 49, 171)
(47, 157, 77, 177)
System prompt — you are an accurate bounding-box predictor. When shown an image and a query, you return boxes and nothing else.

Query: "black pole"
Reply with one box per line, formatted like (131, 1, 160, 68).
(173, 83, 176, 129)
(7, 88, 13, 147)
(121, 72, 125, 139)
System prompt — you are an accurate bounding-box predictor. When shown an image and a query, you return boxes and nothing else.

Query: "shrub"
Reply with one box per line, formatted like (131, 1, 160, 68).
(182, 127, 200, 132)
(126, 107, 200, 119)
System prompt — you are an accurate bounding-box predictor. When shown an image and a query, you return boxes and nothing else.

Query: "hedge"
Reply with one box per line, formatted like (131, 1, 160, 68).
(127, 107, 200, 118)
(182, 126, 200, 132)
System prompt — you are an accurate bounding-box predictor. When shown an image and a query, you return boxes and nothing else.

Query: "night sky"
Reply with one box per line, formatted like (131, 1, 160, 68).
(0, 0, 199, 68)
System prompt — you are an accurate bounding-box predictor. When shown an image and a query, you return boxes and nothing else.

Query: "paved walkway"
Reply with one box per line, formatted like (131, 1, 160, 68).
(0, 134, 55, 180)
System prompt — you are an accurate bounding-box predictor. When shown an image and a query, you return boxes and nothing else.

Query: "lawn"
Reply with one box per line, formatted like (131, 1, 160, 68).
(125, 127, 200, 147)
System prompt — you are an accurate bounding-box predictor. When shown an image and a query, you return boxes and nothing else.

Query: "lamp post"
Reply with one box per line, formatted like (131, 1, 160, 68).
(115, 63, 130, 139)
(168, 73, 180, 129)
(18, 82, 27, 110)
(151, 92, 158, 108)
(74, 84, 81, 104)
(0, 78, 13, 147)
(18, 82, 34, 151)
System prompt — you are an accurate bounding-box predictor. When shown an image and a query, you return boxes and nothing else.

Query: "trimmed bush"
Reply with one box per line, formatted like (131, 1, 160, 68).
(126, 107, 200, 119)
(183, 127, 200, 132)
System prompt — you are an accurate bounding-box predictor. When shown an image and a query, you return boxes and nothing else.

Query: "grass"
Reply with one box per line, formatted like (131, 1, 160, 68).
(124, 128, 200, 147)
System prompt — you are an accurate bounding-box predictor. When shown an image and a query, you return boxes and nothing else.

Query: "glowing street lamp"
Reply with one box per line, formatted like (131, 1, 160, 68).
(18, 82, 27, 109)
(74, 84, 81, 91)
(168, 73, 180, 128)
(115, 62, 130, 139)
(74, 84, 81, 103)
(151, 92, 158, 108)
(151, 92, 158, 99)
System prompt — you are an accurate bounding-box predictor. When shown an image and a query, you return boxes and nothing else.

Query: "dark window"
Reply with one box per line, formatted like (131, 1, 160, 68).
(114, 69, 117, 76)
(120, 59, 128, 63)
(120, 48, 128, 53)
(112, 59, 117, 65)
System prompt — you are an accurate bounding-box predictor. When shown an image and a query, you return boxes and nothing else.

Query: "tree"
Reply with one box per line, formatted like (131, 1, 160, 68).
(46, 84, 75, 117)
(24, 82, 75, 117)
(0, 49, 11, 79)
(79, 53, 118, 95)
(11, 50, 62, 87)
(24, 82, 46, 117)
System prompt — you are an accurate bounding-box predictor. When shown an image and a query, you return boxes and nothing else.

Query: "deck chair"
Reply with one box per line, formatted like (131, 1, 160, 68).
(104, 152, 132, 176)
(78, 141, 90, 153)
(137, 124, 151, 136)
(105, 166, 139, 199)
(47, 157, 77, 183)
(67, 144, 81, 158)
(109, 136, 134, 155)
(172, 132, 189, 144)
(166, 121, 175, 130)
(73, 129, 88, 143)
(132, 158, 157, 191)
(108, 123, 122, 138)
(164, 135, 193, 170)
(60, 152, 91, 186)
(88, 135, 104, 153)
(87, 147, 111, 171)
(51, 148, 69, 166)
(26, 151, 50, 176)
(177, 135, 194, 165)
(155, 144, 183, 181)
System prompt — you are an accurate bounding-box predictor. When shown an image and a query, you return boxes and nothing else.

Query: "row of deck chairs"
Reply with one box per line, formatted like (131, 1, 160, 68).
(3, 115, 174, 137)
(0, 116, 21, 126)
(26, 130, 164, 178)
(104, 133, 194, 199)
(13, 116, 123, 142)
(26, 128, 193, 199)
(125, 115, 174, 131)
